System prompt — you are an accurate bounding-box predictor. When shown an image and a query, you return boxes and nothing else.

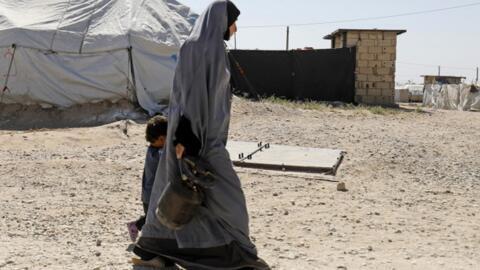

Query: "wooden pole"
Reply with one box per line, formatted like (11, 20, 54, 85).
(234, 33, 237, 50)
(476, 67, 479, 83)
(286, 26, 290, 51)
(438, 66, 441, 76)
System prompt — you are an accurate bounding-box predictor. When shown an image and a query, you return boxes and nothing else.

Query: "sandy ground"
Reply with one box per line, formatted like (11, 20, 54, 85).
(0, 98, 479, 270)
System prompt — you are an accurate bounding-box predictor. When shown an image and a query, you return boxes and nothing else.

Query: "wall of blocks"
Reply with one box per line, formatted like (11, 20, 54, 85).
(332, 30, 400, 106)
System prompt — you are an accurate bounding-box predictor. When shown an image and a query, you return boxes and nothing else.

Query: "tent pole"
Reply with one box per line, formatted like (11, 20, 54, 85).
(286, 26, 290, 51)
(476, 67, 478, 84)
(234, 33, 237, 50)
(1, 44, 17, 103)
(438, 65, 441, 76)
(127, 47, 139, 105)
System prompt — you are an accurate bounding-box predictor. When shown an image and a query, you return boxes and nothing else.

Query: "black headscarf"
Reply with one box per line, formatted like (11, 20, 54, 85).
(224, 1, 240, 40)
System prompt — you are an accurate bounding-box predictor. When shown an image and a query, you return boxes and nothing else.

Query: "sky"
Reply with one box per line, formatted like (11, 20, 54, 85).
(179, 0, 480, 84)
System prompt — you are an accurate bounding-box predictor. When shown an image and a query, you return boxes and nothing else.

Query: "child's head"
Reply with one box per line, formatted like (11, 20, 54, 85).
(145, 115, 168, 148)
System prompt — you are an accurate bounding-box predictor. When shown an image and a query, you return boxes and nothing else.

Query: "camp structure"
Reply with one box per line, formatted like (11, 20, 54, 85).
(423, 84, 480, 111)
(0, 0, 197, 115)
(395, 84, 424, 103)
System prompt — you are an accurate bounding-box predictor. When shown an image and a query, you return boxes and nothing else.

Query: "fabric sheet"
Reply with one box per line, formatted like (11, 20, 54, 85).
(424, 84, 480, 111)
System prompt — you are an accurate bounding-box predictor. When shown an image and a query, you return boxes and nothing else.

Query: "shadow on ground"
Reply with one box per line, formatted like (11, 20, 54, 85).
(0, 100, 150, 130)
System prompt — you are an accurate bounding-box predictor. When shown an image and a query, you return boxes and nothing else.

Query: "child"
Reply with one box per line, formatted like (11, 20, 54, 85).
(128, 115, 168, 242)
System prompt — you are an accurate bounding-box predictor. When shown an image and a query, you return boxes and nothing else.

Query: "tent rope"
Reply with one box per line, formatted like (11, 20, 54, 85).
(1, 44, 17, 103)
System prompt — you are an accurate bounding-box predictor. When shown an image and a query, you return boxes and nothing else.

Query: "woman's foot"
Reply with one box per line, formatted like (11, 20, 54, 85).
(131, 257, 166, 268)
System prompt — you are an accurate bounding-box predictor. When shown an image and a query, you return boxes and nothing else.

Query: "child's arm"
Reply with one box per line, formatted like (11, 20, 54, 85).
(174, 116, 201, 158)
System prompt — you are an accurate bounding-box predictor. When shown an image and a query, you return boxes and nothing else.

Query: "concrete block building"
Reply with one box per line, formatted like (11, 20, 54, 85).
(324, 29, 406, 106)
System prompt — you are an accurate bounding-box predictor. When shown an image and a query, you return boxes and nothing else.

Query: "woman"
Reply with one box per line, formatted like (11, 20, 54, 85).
(133, 1, 269, 269)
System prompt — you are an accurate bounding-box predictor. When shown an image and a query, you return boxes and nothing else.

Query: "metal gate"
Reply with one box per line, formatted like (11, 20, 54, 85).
(229, 48, 356, 103)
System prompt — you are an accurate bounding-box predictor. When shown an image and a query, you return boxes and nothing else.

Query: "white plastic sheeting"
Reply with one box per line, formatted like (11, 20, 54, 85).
(423, 84, 480, 111)
(0, 0, 197, 114)
(461, 85, 480, 111)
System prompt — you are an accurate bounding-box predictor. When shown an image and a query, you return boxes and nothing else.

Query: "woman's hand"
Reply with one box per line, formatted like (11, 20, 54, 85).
(176, 143, 185, 159)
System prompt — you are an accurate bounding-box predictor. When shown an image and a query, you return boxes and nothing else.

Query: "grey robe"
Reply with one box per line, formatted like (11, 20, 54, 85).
(140, 0, 257, 258)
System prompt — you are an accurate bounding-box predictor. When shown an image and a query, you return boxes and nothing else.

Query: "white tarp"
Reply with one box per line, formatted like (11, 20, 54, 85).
(423, 84, 480, 111)
(423, 84, 442, 107)
(461, 85, 480, 111)
(0, 0, 197, 114)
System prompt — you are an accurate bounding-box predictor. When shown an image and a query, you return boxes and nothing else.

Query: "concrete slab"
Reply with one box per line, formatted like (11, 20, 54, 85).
(227, 141, 346, 175)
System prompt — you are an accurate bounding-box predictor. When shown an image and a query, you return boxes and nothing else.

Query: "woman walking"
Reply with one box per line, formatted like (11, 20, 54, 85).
(133, 1, 269, 269)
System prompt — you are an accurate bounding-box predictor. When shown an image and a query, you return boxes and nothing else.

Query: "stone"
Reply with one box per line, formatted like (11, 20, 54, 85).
(337, 182, 348, 192)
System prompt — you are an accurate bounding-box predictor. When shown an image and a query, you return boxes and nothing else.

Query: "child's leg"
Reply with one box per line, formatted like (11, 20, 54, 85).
(143, 203, 149, 215)
(135, 216, 146, 231)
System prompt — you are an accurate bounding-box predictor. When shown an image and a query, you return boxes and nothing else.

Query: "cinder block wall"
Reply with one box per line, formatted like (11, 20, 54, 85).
(333, 31, 398, 106)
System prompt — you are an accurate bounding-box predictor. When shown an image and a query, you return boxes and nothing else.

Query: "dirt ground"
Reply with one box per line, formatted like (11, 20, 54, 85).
(0, 98, 479, 270)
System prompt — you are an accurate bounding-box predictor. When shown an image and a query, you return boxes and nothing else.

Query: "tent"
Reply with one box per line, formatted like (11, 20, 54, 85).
(0, 0, 197, 114)
(423, 84, 480, 111)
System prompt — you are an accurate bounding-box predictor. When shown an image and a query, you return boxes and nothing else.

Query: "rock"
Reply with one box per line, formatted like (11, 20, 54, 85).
(337, 182, 348, 192)
(284, 210, 289, 216)
(287, 253, 298, 260)
(95, 251, 101, 257)
(96, 239, 102, 246)
(0, 260, 14, 268)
